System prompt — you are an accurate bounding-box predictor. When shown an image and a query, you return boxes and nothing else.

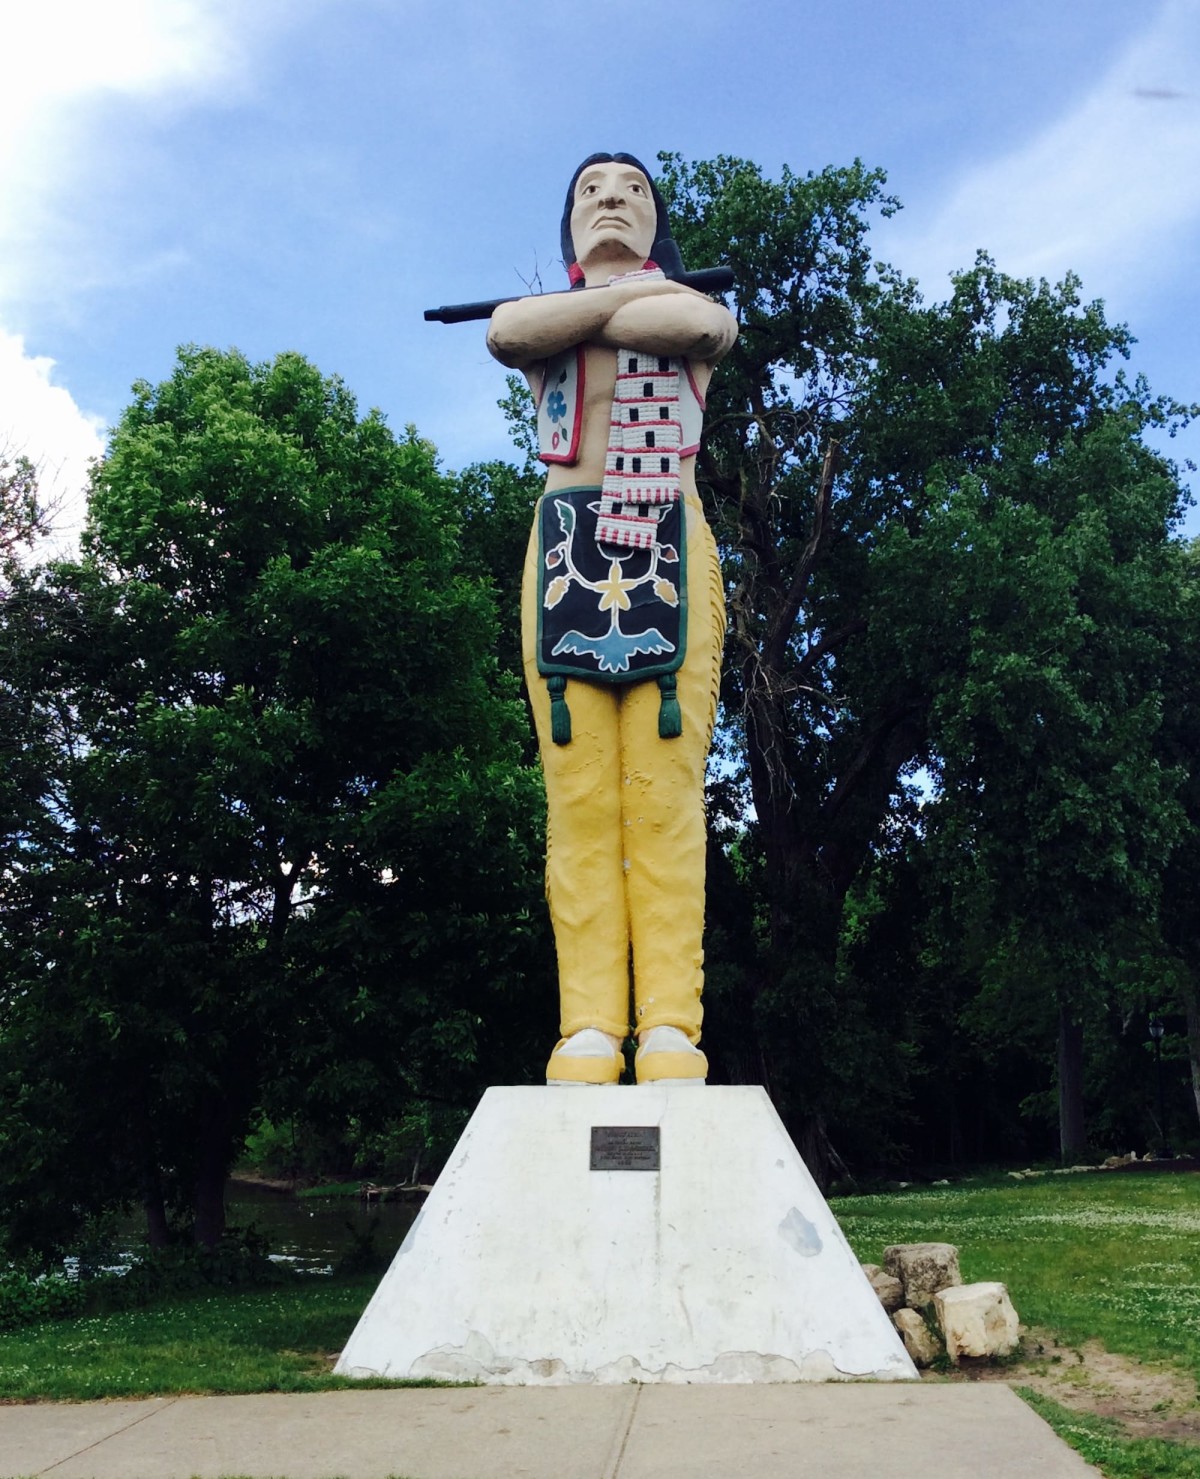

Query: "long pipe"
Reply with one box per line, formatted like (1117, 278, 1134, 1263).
(424, 267, 735, 325)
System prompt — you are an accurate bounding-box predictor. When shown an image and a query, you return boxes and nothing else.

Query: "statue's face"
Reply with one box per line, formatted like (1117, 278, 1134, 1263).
(570, 160, 657, 274)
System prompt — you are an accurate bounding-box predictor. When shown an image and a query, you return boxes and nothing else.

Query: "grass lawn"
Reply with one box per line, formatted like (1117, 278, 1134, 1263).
(0, 1273, 436, 1402)
(834, 1170, 1200, 1379)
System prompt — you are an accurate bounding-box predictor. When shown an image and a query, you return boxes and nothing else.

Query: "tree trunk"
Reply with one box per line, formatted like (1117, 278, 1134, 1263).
(1182, 973, 1200, 1133)
(193, 1095, 230, 1248)
(793, 1112, 832, 1192)
(135, 1108, 170, 1249)
(194, 1162, 226, 1249)
(947, 1090, 962, 1166)
(1057, 1002, 1087, 1160)
(142, 1184, 169, 1250)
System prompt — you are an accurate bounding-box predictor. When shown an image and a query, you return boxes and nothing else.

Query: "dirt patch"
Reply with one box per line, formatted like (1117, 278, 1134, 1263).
(924, 1326, 1200, 1442)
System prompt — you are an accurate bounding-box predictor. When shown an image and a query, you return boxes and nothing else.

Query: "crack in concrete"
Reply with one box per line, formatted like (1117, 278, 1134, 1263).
(604, 1383, 643, 1479)
(37, 1395, 185, 1475)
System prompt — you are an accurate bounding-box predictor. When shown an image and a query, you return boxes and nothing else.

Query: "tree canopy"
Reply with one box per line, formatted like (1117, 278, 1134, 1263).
(0, 347, 550, 1256)
(658, 153, 1194, 1169)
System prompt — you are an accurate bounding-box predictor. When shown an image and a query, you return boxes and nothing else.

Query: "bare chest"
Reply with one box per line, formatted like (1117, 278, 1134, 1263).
(535, 346, 708, 492)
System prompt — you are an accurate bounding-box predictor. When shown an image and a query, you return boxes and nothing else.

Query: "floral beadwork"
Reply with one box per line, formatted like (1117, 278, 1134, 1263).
(542, 495, 678, 675)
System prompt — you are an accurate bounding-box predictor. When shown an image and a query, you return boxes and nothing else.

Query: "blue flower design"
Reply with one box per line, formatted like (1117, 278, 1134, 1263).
(546, 390, 567, 424)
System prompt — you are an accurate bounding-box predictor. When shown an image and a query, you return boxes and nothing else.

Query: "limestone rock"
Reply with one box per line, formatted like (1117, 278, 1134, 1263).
(892, 1307, 942, 1367)
(861, 1263, 904, 1313)
(883, 1242, 962, 1309)
(933, 1281, 1019, 1362)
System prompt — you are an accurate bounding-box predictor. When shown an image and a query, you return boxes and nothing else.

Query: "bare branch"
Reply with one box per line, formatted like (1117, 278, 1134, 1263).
(515, 255, 546, 297)
(792, 616, 867, 679)
(764, 439, 840, 672)
(819, 700, 919, 836)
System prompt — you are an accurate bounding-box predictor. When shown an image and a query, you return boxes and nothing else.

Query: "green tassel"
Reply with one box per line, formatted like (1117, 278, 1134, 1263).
(658, 673, 682, 739)
(548, 676, 571, 745)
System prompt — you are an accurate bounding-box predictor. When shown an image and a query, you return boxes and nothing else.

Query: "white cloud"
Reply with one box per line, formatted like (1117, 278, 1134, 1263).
(0, 0, 256, 301)
(886, 0, 1200, 307)
(1, 0, 239, 114)
(0, 329, 104, 555)
(0, 0, 270, 555)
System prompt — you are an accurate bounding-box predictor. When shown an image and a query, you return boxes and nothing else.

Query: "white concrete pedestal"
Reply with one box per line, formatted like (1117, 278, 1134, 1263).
(335, 1085, 916, 1384)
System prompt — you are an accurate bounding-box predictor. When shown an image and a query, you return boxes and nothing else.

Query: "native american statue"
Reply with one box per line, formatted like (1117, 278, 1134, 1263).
(486, 153, 738, 1086)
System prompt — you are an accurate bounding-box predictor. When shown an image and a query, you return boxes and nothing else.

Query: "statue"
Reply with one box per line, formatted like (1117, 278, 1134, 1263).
(333, 180, 913, 1392)
(485, 154, 738, 1086)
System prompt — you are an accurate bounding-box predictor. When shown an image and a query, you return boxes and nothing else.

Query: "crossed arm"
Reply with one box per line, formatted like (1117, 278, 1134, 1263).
(487, 277, 738, 370)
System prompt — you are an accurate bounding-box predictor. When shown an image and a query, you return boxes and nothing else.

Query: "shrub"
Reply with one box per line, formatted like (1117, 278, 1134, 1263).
(0, 1270, 83, 1331)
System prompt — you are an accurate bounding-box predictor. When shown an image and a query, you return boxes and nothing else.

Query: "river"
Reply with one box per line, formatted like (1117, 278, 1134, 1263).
(104, 1183, 422, 1276)
(226, 1184, 422, 1273)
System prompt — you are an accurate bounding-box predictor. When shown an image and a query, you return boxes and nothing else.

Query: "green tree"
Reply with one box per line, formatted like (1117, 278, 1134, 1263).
(1158, 536, 1200, 1140)
(658, 154, 1191, 1172)
(912, 414, 1185, 1157)
(0, 347, 546, 1257)
(0, 446, 53, 579)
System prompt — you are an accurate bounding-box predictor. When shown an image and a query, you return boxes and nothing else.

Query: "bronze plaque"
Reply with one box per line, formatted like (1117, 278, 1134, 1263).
(590, 1125, 660, 1172)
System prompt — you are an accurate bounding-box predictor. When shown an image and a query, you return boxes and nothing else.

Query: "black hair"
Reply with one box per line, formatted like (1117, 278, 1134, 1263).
(560, 152, 685, 287)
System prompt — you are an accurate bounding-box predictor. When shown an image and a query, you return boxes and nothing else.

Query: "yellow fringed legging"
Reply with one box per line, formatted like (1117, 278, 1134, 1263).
(522, 491, 725, 1044)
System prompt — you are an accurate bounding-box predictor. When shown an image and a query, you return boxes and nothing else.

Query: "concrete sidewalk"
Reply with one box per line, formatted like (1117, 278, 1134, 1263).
(0, 1383, 1098, 1478)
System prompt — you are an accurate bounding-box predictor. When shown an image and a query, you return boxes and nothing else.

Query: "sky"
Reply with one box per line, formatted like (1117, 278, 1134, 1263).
(3, 0, 1199, 553)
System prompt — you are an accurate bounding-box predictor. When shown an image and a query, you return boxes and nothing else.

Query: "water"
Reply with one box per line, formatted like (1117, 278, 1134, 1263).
(226, 1184, 421, 1274)
(98, 1184, 422, 1277)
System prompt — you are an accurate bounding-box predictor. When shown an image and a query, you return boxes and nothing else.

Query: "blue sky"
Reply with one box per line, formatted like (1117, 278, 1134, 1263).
(3, 0, 1198, 549)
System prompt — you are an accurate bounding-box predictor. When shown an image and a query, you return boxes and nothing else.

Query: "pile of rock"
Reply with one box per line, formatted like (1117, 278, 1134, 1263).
(1007, 1151, 1184, 1179)
(861, 1242, 1019, 1369)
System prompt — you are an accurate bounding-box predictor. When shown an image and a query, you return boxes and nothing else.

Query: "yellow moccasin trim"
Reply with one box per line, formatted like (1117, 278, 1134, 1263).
(546, 1041, 623, 1085)
(634, 1048, 708, 1084)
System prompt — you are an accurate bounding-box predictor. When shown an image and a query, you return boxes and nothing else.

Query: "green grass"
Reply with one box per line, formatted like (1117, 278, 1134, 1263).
(1020, 1390, 1200, 1477)
(5, 1169, 1200, 1479)
(0, 1273, 448, 1401)
(834, 1171, 1200, 1381)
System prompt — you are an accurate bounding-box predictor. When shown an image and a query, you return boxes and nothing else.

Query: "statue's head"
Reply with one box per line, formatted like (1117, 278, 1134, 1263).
(561, 153, 685, 286)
